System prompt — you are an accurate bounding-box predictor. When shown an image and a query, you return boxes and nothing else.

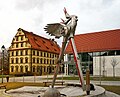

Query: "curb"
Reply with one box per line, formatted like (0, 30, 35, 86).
(0, 89, 12, 97)
(84, 86, 105, 97)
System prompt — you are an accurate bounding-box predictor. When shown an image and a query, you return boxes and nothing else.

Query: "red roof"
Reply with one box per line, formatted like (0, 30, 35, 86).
(65, 29, 120, 54)
(21, 29, 60, 54)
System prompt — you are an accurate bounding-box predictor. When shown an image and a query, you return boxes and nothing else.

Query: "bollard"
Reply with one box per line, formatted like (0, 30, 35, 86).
(6, 75, 9, 82)
(86, 68, 90, 95)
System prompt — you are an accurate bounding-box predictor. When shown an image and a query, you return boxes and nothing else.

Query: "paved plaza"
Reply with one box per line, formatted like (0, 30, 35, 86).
(0, 75, 120, 97)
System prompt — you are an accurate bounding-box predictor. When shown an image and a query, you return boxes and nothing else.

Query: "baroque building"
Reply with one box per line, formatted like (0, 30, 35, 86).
(9, 28, 61, 75)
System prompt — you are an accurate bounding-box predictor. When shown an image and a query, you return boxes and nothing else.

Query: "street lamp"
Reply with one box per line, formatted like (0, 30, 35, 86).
(1, 45, 5, 83)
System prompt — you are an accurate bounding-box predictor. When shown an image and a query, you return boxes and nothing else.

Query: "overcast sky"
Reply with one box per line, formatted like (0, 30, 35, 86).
(0, 0, 120, 49)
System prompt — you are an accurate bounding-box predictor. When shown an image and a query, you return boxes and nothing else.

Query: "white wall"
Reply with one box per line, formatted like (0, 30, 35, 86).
(93, 55, 120, 77)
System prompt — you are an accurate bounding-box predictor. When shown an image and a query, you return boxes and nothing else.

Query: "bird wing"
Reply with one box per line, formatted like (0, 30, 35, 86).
(44, 23, 64, 38)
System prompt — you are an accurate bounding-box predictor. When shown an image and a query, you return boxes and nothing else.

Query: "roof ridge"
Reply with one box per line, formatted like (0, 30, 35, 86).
(75, 29, 120, 36)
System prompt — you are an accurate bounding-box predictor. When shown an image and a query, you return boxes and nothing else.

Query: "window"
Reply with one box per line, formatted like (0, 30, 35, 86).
(41, 52, 42, 56)
(16, 44, 18, 48)
(40, 58, 42, 64)
(33, 50, 35, 55)
(37, 58, 39, 63)
(44, 52, 46, 57)
(21, 43, 23, 47)
(20, 51, 23, 56)
(33, 57, 35, 63)
(25, 57, 28, 63)
(25, 50, 28, 55)
(52, 54, 54, 58)
(11, 66, 14, 72)
(16, 51, 18, 56)
(16, 37, 18, 41)
(55, 54, 56, 57)
(37, 66, 40, 72)
(44, 66, 46, 72)
(44, 59, 46, 64)
(33, 66, 35, 72)
(11, 58, 14, 64)
(47, 53, 49, 57)
(25, 66, 28, 72)
(20, 58, 23, 63)
(50, 59, 52, 64)
(47, 59, 49, 64)
(53, 60, 54, 64)
(37, 51, 39, 56)
(50, 53, 51, 58)
(21, 36, 23, 40)
(20, 66, 23, 72)
(12, 51, 14, 56)
(16, 58, 19, 63)
(15, 66, 19, 72)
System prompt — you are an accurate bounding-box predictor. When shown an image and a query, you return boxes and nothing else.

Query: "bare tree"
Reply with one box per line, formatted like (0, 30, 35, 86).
(110, 58, 119, 77)
(102, 57, 106, 77)
(0, 49, 9, 75)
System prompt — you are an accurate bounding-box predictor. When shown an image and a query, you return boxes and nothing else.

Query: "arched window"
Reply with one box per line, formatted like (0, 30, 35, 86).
(44, 66, 46, 72)
(11, 66, 14, 72)
(16, 58, 19, 63)
(15, 66, 19, 72)
(20, 66, 23, 72)
(25, 65, 28, 72)
(33, 66, 35, 72)
(20, 58, 23, 63)
(37, 66, 40, 72)
(25, 57, 28, 63)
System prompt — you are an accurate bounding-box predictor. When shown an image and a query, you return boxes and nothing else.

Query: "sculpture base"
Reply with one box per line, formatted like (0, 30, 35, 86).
(43, 87, 61, 97)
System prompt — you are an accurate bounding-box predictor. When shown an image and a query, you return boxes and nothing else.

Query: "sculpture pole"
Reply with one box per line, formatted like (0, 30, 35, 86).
(44, 8, 85, 91)
(69, 36, 85, 90)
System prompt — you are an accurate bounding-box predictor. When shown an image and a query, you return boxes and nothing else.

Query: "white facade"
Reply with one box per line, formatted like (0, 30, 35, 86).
(64, 54, 69, 75)
(93, 55, 120, 77)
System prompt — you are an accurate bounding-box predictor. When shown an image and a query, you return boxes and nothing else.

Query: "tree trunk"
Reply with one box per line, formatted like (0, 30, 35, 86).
(113, 66, 115, 77)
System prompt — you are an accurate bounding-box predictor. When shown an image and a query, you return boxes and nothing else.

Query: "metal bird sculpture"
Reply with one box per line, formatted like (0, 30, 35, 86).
(44, 8, 85, 91)
(44, 7, 78, 39)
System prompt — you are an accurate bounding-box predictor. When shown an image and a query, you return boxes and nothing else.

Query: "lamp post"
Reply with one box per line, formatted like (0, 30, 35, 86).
(1, 45, 5, 83)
